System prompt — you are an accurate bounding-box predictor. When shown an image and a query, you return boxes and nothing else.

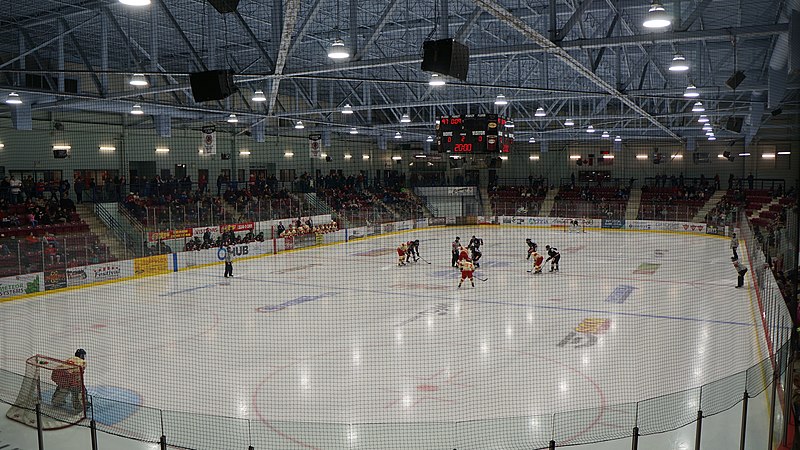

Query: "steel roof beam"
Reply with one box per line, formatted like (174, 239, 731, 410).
(354, 0, 401, 61)
(0, 13, 98, 71)
(471, 0, 681, 140)
(267, 0, 301, 116)
(554, 0, 596, 41)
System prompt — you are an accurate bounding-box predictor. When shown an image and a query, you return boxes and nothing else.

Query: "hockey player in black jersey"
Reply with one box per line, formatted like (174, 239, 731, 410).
(468, 236, 483, 267)
(525, 238, 537, 260)
(406, 240, 420, 262)
(545, 245, 560, 272)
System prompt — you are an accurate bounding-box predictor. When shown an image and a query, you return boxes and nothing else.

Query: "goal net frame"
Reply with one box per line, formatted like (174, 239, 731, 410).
(5, 355, 86, 430)
(562, 218, 590, 233)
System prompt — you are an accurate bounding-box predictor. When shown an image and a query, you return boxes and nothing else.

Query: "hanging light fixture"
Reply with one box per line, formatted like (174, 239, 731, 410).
(683, 83, 700, 98)
(668, 54, 689, 72)
(534, 106, 546, 117)
(601, 130, 610, 138)
(705, 130, 714, 136)
(294, 120, 305, 129)
(4, 92, 22, 105)
(494, 94, 508, 106)
(702, 124, 712, 131)
(528, 136, 536, 143)
(692, 101, 705, 112)
(227, 114, 238, 123)
(130, 104, 144, 115)
(505, 120, 515, 128)
(698, 115, 709, 123)
(586, 125, 595, 133)
(708, 135, 716, 141)
(119, 0, 151, 5)
(349, 127, 358, 134)
(426, 135, 434, 142)
(429, 74, 446, 86)
(327, 38, 351, 59)
(394, 131, 402, 139)
(643, 1, 671, 28)
(129, 73, 148, 86)
(564, 118, 575, 126)
(252, 90, 266, 102)
(341, 104, 354, 114)
(400, 113, 411, 123)
(614, 135, 622, 142)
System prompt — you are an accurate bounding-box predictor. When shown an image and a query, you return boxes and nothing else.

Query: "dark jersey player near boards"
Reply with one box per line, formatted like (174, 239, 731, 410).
(545, 245, 561, 272)
(468, 236, 483, 267)
(525, 238, 537, 260)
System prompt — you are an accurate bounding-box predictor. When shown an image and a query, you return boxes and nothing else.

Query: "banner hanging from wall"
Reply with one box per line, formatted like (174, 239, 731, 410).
(202, 126, 217, 155)
(308, 134, 322, 159)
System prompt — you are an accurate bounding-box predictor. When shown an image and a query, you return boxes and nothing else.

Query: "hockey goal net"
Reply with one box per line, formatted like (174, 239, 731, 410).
(5, 355, 86, 429)
(561, 218, 590, 233)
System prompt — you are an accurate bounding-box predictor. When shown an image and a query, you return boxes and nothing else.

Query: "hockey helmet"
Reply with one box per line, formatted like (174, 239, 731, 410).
(75, 348, 86, 359)
(546, 245, 551, 250)
(525, 238, 532, 243)
(455, 236, 460, 241)
(414, 240, 419, 244)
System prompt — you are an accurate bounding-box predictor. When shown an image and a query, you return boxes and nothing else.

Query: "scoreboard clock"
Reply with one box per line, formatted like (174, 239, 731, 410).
(436, 114, 513, 154)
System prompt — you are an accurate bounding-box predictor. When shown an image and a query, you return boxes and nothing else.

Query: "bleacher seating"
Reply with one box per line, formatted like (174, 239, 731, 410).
(490, 185, 548, 216)
(550, 185, 628, 219)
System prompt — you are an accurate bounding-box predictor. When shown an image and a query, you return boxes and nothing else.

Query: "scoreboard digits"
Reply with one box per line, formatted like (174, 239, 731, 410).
(436, 114, 513, 154)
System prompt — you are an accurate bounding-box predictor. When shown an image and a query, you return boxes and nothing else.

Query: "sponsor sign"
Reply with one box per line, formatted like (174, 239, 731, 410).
(91, 265, 122, 282)
(680, 223, 706, 233)
(428, 217, 446, 226)
(381, 223, 395, 234)
(257, 292, 335, 313)
(192, 226, 220, 237)
(283, 236, 294, 250)
(414, 218, 429, 228)
(221, 222, 255, 233)
(44, 269, 67, 291)
(558, 318, 611, 348)
(134, 255, 168, 277)
(0, 273, 42, 298)
(447, 186, 476, 196)
(633, 263, 661, 275)
(601, 219, 626, 229)
(66, 267, 89, 287)
(605, 285, 636, 304)
(217, 245, 250, 261)
(396, 220, 414, 231)
(148, 228, 193, 242)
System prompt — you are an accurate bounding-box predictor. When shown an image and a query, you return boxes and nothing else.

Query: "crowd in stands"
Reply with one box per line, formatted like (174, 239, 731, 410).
(276, 218, 339, 238)
(0, 193, 81, 235)
(183, 229, 266, 252)
(552, 181, 630, 220)
(123, 191, 226, 229)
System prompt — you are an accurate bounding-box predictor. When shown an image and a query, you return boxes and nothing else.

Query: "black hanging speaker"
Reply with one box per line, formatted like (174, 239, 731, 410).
(207, 0, 240, 13)
(189, 70, 238, 102)
(421, 39, 469, 82)
(725, 71, 746, 90)
(725, 117, 744, 133)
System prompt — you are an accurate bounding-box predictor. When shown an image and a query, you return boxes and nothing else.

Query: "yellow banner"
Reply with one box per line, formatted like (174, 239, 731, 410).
(134, 255, 168, 277)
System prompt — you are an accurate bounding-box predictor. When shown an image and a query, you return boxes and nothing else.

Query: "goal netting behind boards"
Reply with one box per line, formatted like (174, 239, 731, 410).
(5, 355, 86, 430)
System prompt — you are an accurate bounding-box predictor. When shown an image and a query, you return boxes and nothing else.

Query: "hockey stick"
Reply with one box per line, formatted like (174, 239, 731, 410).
(418, 256, 432, 265)
(476, 276, 488, 282)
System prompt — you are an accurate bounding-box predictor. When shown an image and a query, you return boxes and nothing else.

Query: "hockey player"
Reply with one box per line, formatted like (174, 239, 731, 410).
(529, 251, 544, 274)
(458, 245, 471, 264)
(468, 236, 483, 267)
(525, 239, 538, 260)
(451, 237, 461, 267)
(397, 242, 409, 266)
(458, 258, 475, 288)
(406, 240, 420, 262)
(569, 219, 582, 233)
(545, 245, 561, 272)
(52, 349, 86, 411)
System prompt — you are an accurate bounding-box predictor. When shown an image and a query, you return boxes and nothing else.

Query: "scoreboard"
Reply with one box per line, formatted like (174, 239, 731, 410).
(436, 114, 513, 154)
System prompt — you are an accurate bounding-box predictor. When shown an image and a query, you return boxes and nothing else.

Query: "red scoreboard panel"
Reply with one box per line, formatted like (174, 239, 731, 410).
(436, 114, 512, 154)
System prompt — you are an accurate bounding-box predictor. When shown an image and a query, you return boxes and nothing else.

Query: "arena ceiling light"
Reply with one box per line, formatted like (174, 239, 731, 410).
(349, 127, 358, 134)
(569, 155, 581, 160)
(400, 113, 411, 123)
(668, 54, 689, 72)
(391, 156, 402, 160)
(691, 102, 705, 112)
(239, 150, 251, 156)
(698, 115, 709, 123)
(327, 39, 351, 59)
(227, 114, 238, 123)
(155, 147, 169, 153)
(426, 135, 434, 142)
(362, 154, 370, 159)
(394, 131, 402, 139)
(505, 120, 515, 128)
(614, 135, 622, 142)
(534, 106, 546, 117)
(130, 104, 144, 115)
(344, 154, 352, 159)
(586, 125, 595, 133)
(778, 151, 791, 155)
(129, 73, 148, 87)
(99, 146, 116, 152)
(499, 156, 508, 160)
(494, 94, 508, 105)
(5, 92, 22, 105)
(252, 90, 266, 102)
(739, 152, 751, 157)
(528, 136, 536, 143)
(601, 130, 610, 138)
(341, 104, 354, 114)
(529, 155, 540, 160)
(52, 145, 71, 150)
(762, 153, 776, 159)
(294, 120, 305, 129)
(119, 0, 151, 5)
(564, 118, 575, 126)
(636, 154, 648, 159)
(683, 83, 700, 98)
(429, 74, 446, 86)
(643, 1, 671, 28)
(702, 124, 712, 131)
(284, 152, 294, 157)
(707, 135, 716, 141)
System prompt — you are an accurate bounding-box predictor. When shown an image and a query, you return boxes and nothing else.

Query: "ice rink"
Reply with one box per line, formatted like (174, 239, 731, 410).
(0, 226, 779, 449)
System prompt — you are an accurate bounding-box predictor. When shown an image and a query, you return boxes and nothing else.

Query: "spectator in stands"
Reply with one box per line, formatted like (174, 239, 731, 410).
(9, 176, 22, 204)
(728, 174, 735, 190)
(0, 239, 10, 257)
(198, 175, 207, 194)
(276, 222, 285, 235)
(747, 173, 754, 190)
(714, 174, 721, 190)
(74, 175, 84, 204)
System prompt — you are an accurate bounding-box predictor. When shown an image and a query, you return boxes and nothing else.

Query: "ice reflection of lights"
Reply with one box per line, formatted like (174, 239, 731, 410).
(527, 312, 534, 323)
(348, 429, 358, 441)
(403, 395, 413, 408)
(352, 348, 361, 365)
(581, 356, 590, 366)
(300, 369, 310, 389)
(395, 329, 404, 345)
(481, 341, 489, 354)
(506, 325, 514, 337)
(559, 381, 568, 392)
(530, 417, 539, 429)
(427, 315, 434, 327)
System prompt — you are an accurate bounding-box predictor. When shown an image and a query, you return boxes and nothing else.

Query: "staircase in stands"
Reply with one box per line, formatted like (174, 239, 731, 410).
(539, 189, 558, 217)
(74, 204, 130, 260)
(692, 190, 727, 223)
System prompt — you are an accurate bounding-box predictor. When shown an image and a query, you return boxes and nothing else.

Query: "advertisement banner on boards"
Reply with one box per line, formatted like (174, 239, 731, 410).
(0, 273, 43, 298)
(601, 219, 626, 229)
(428, 217, 446, 226)
(44, 269, 67, 291)
(134, 255, 169, 277)
(192, 226, 220, 237)
(221, 222, 255, 233)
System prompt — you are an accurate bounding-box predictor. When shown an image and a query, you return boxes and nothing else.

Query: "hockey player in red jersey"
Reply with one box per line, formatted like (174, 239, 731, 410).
(458, 258, 475, 288)
(458, 246, 471, 264)
(528, 251, 544, 274)
(397, 242, 408, 266)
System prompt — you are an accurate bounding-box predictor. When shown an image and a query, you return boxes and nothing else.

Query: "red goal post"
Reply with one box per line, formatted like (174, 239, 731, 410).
(5, 355, 86, 430)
